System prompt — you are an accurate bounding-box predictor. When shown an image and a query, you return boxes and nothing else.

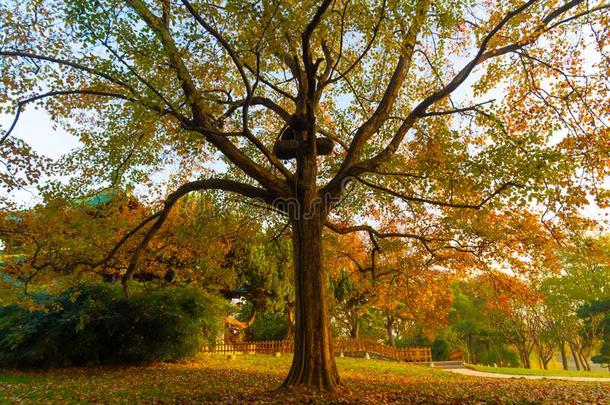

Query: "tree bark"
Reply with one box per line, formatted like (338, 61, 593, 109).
(570, 342, 581, 371)
(518, 346, 531, 369)
(535, 342, 553, 370)
(281, 215, 340, 391)
(519, 353, 527, 368)
(385, 314, 396, 347)
(285, 303, 295, 339)
(579, 350, 591, 371)
(559, 341, 568, 370)
(466, 333, 475, 364)
(349, 316, 360, 339)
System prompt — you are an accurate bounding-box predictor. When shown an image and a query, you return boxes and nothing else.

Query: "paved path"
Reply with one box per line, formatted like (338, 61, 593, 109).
(444, 367, 610, 382)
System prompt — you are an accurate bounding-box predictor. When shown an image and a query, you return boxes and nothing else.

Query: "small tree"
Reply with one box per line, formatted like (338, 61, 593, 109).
(588, 301, 610, 371)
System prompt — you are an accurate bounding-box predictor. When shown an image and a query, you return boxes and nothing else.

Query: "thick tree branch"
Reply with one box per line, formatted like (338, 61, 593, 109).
(180, 0, 251, 96)
(220, 96, 292, 123)
(302, 0, 335, 81)
(115, 178, 274, 295)
(126, 0, 289, 197)
(348, 0, 588, 181)
(325, 0, 431, 193)
(300, 0, 335, 140)
(325, 221, 433, 245)
(356, 177, 523, 209)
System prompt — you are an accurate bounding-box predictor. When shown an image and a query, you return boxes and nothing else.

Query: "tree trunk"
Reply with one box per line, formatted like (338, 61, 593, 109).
(522, 353, 530, 369)
(385, 314, 396, 347)
(386, 324, 396, 348)
(286, 303, 295, 338)
(559, 341, 568, 370)
(350, 316, 360, 339)
(518, 346, 531, 369)
(570, 342, 581, 371)
(535, 343, 552, 370)
(466, 333, 475, 364)
(281, 216, 340, 391)
(579, 350, 591, 371)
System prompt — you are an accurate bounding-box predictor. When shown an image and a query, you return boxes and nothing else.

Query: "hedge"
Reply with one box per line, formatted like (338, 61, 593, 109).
(0, 283, 225, 367)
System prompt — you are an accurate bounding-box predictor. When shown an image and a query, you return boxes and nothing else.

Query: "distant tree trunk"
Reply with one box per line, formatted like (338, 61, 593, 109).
(385, 314, 396, 347)
(516, 342, 532, 369)
(579, 350, 591, 371)
(559, 341, 568, 370)
(523, 350, 531, 369)
(519, 351, 531, 369)
(285, 303, 295, 338)
(494, 347, 504, 367)
(349, 316, 360, 338)
(466, 333, 475, 364)
(570, 342, 581, 371)
(282, 213, 340, 392)
(534, 341, 553, 370)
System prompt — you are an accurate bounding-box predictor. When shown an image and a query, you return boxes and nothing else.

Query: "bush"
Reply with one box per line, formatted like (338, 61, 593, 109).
(0, 283, 225, 367)
(250, 312, 288, 340)
(478, 346, 520, 367)
(431, 338, 450, 361)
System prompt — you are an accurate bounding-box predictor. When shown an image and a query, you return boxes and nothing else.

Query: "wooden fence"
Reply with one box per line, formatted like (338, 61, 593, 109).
(202, 338, 431, 362)
(449, 349, 463, 361)
(203, 339, 294, 356)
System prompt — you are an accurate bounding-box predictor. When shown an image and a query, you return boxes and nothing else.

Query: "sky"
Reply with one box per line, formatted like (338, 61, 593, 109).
(0, 107, 79, 206)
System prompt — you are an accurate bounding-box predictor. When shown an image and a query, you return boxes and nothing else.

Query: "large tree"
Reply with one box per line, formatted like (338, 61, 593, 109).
(1, 0, 608, 391)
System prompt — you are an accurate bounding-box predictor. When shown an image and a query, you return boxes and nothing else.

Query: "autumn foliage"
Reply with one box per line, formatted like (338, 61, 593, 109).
(0, 0, 609, 393)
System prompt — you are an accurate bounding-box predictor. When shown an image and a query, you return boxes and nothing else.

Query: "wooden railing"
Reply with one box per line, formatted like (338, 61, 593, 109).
(449, 349, 463, 361)
(202, 338, 432, 363)
(203, 339, 294, 356)
(335, 338, 431, 362)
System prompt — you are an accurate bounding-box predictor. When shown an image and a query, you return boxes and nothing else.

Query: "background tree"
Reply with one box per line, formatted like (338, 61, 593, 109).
(327, 234, 453, 343)
(327, 232, 373, 339)
(222, 227, 294, 339)
(1, 0, 608, 391)
(369, 244, 453, 348)
(0, 137, 49, 210)
(539, 235, 610, 370)
(449, 277, 524, 366)
(0, 192, 237, 290)
(585, 300, 610, 371)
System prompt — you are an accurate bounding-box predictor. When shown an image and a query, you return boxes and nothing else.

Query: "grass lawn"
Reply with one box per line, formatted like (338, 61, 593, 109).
(0, 355, 608, 404)
(470, 364, 610, 379)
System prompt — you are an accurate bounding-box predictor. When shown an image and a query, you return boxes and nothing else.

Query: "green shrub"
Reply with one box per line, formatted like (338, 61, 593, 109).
(0, 283, 225, 367)
(478, 346, 520, 367)
(431, 338, 449, 361)
(250, 312, 288, 340)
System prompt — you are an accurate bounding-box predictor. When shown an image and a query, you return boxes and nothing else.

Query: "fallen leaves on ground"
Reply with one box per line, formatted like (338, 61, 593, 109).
(1, 355, 609, 404)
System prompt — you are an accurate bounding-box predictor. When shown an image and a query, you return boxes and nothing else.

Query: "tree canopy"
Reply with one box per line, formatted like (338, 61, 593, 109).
(1, 0, 608, 391)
